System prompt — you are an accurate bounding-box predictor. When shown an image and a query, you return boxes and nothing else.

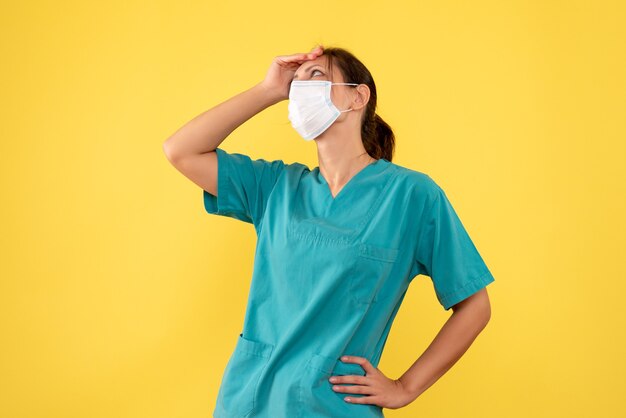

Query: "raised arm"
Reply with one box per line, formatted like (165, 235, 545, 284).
(162, 45, 324, 196)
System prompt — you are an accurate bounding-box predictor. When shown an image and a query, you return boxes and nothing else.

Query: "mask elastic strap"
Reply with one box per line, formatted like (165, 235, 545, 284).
(332, 82, 357, 112)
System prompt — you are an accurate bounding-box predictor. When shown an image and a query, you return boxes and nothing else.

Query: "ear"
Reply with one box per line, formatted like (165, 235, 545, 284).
(352, 84, 370, 111)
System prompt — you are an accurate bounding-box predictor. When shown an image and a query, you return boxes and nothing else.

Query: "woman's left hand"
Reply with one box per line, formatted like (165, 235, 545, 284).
(329, 355, 416, 410)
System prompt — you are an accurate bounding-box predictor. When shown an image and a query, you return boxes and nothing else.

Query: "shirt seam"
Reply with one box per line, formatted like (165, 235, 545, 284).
(439, 270, 494, 308)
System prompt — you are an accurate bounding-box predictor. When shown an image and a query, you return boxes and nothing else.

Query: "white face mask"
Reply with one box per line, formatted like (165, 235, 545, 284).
(287, 80, 358, 140)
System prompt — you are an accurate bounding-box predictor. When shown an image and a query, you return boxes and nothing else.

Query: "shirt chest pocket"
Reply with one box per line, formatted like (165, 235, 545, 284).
(350, 243, 399, 305)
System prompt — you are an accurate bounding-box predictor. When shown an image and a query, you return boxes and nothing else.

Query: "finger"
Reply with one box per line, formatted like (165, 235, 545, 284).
(344, 394, 378, 405)
(341, 355, 376, 374)
(277, 49, 321, 63)
(306, 46, 324, 58)
(276, 53, 307, 63)
(277, 46, 323, 64)
(330, 374, 367, 384)
(332, 383, 372, 395)
(359, 359, 377, 374)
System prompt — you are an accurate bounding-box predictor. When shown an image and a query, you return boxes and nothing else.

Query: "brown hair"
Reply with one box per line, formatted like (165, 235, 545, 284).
(323, 46, 395, 162)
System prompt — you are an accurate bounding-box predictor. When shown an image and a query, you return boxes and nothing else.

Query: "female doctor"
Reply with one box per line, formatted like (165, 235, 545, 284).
(163, 45, 495, 418)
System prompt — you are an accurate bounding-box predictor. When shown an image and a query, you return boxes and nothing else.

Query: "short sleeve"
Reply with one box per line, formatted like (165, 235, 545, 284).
(203, 147, 286, 228)
(414, 183, 495, 311)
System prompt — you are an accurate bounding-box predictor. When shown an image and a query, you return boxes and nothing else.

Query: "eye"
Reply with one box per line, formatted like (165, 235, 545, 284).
(312, 69, 324, 76)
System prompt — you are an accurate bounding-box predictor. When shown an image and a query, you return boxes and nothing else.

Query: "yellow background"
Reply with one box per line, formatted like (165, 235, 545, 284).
(1, 1, 624, 417)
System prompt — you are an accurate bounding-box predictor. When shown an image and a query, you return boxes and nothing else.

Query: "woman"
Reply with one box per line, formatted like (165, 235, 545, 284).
(163, 45, 495, 418)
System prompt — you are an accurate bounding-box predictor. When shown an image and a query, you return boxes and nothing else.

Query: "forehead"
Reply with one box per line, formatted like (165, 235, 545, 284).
(295, 55, 336, 76)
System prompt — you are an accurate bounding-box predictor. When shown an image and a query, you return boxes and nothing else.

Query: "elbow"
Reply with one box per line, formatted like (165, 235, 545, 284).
(482, 302, 492, 327)
(478, 297, 492, 330)
(162, 139, 180, 164)
(476, 291, 492, 326)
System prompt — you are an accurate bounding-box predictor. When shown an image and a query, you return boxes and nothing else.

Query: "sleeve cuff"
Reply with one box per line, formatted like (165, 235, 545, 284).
(203, 148, 247, 221)
(438, 271, 495, 311)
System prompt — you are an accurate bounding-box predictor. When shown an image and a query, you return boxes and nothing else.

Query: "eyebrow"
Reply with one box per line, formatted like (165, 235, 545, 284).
(293, 64, 325, 79)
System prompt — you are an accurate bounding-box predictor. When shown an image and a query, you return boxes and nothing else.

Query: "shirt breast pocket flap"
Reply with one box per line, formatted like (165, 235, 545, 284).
(357, 243, 399, 263)
(352, 243, 399, 305)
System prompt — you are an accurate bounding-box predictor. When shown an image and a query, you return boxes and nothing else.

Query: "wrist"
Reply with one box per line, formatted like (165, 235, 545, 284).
(398, 374, 425, 401)
(254, 82, 284, 106)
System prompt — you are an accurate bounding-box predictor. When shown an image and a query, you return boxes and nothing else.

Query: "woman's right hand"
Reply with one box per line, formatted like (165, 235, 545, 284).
(258, 45, 324, 102)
